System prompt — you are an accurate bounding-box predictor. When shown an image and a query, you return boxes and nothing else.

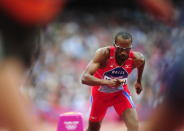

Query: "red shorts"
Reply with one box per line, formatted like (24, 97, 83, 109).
(89, 89, 135, 122)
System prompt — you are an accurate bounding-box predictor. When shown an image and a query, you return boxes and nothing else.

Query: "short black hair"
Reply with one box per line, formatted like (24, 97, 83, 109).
(115, 32, 132, 43)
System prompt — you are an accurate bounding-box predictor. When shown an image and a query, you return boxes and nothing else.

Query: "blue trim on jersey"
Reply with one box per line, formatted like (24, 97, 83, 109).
(90, 96, 93, 104)
(122, 91, 135, 108)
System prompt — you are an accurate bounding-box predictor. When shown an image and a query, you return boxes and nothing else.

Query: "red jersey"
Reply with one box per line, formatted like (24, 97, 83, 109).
(93, 46, 135, 94)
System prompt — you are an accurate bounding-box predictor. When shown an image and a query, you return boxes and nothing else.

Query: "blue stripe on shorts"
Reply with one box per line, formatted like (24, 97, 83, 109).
(122, 91, 135, 108)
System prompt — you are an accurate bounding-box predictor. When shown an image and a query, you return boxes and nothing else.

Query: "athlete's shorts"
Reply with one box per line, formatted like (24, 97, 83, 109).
(89, 90, 135, 122)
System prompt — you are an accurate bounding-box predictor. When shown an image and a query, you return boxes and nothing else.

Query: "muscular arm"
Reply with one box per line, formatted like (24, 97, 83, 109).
(133, 52, 145, 83)
(133, 52, 145, 94)
(81, 48, 109, 86)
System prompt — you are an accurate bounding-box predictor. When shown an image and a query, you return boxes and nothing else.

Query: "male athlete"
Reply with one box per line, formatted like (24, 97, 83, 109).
(0, 1, 63, 130)
(144, 52, 184, 131)
(81, 32, 145, 131)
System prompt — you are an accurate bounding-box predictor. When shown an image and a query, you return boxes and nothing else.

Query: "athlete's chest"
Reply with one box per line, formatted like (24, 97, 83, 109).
(101, 56, 134, 74)
(97, 56, 134, 93)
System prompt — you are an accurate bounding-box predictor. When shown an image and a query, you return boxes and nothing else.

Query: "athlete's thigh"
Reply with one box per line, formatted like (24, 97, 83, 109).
(122, 108, 138, 126)
(113, 94, 138, 129)
(89, 95, 108, 122)
(113, 91, 135, 116)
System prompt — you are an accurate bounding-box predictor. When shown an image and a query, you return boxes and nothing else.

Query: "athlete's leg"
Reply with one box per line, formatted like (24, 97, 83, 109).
(86, 121, 102, 131)
(114, 91, 138, 131)
(122, 108, 139, 131)
(87, 95, 108, 131)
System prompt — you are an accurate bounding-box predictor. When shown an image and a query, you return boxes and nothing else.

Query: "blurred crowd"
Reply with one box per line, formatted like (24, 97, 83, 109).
(23, 9, 184, 123)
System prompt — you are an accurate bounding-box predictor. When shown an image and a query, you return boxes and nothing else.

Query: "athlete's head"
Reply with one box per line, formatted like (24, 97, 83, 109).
(163, 53, 184, 109)
(114, 32, 132, 62)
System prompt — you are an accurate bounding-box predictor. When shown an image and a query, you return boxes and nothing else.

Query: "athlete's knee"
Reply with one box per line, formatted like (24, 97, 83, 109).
(86, 121, 101, 131)
(122, 109, 139, 131)
(126, 119, 139, 131)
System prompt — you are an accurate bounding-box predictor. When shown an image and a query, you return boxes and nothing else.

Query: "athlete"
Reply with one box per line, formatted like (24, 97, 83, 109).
(81, 32, 145, 131)
(0, 1, 63, 130)
(143, 52, 184, 131)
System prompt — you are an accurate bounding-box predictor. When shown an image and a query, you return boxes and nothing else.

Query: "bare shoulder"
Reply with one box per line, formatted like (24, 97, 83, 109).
(95, 46, 109, 55)
(133, 51, 145, 62)
(132, 51, 145, 68)
(93, 46, 110, 63)
(94, 46, 110, 59)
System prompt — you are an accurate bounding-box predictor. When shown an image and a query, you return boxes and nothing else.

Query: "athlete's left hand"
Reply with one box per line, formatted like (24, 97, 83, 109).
(135, 82, 142, 94)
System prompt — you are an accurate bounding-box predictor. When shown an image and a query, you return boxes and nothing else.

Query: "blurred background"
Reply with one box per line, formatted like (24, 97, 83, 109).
(1, 0, 184, 130)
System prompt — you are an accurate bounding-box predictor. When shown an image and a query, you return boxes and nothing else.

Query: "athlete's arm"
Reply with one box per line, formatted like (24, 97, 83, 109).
(133, 52, 145, 94)
(81, 47, 122, 87)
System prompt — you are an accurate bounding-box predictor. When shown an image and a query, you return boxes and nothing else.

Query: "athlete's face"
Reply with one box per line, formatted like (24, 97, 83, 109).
(114, 38, 132, 61)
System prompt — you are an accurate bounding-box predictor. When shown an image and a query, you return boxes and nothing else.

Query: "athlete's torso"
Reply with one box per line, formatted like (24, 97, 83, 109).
(93, 46, 135, 93)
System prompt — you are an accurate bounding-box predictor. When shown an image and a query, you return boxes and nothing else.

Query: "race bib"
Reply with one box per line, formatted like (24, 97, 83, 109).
(99, 67, 128, 93)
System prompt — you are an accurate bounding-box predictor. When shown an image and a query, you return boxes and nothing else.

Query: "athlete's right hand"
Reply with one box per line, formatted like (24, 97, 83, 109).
(104, 79, 122, 88)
